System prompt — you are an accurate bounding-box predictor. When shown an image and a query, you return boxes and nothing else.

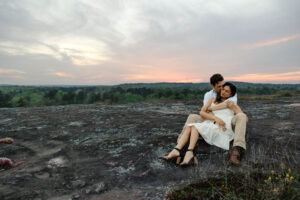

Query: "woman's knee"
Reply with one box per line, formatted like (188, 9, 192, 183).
(183, 125, 191, 134)
(191, 126, 198, 133)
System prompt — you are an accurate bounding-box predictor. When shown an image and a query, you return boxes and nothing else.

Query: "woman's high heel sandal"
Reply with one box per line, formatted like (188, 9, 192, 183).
(161, 147, 183, 165)
(180, 149, 198, 166)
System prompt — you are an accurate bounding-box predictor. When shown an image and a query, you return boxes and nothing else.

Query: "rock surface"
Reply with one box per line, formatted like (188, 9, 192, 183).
(0, 97, 299, 200)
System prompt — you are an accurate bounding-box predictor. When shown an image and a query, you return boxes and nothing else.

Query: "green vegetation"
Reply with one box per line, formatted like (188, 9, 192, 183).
(0, 82, 299, 107)
(166, 166, 299, 200)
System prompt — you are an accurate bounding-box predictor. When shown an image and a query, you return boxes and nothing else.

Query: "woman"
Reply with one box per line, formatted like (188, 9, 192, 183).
(162, 82, 243, 166)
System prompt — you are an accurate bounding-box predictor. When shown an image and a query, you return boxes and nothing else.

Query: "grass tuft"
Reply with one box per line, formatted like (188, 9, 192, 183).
(166, 167, 299, 200)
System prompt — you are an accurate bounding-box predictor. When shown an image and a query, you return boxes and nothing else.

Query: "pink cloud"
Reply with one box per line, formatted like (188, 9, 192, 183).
(243, 34, 300, 49)
(122, 71, 203, 83)
(0, 68, 25, 74)
(176, 78, 204, 83)
(53, 72, 73, 77)
(227, 71, 300, 83)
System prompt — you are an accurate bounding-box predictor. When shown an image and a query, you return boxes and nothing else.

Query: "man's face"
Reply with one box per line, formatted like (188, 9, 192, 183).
(211, 80, 224, 94)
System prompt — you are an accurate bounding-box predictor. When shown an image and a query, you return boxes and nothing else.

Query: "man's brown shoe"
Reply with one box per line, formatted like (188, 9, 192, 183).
(229, 149, 240, 166)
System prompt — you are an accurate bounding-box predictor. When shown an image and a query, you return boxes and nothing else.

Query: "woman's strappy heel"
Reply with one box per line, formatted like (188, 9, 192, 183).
(180, 149, 198, 166)
(161, 147, 183, 165)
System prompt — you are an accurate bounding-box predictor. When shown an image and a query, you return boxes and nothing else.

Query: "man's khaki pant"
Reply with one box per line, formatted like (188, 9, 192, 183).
(177, 113, 247, 149)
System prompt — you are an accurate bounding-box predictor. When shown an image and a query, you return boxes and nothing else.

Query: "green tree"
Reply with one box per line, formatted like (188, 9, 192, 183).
(0, 91, 4, 107)
(125, 92, 143, 102)
(75, 89, 85, 104)
(55, 90, 65, 104)
(16, 97, 26, 107)
(44, 89, 58, 99)
(62, 91, 75, 104)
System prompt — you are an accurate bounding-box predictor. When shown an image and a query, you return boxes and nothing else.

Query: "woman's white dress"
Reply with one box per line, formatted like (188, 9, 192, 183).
(187, 102, 234, 150)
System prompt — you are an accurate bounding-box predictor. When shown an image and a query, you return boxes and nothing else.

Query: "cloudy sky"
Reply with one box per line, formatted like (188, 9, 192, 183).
(0, 0, 299, 85)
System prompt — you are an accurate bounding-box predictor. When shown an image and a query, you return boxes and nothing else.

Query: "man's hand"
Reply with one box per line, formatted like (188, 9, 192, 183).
(214, 117, 227, 131)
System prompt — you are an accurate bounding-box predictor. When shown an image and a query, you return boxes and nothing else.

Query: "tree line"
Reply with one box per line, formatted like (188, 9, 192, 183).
(0, 83, 299, 108)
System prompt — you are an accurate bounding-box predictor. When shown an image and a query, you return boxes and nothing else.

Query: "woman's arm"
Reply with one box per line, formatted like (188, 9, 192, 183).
(207, 101, 227, 112)
(200, 98, 227, 131)
(200, 98, 215, 120)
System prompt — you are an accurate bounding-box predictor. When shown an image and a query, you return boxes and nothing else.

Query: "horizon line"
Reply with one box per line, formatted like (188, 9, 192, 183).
(1, 81, 300, 87)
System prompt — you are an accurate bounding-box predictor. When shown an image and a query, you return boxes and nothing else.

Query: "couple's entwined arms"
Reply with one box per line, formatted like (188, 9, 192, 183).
(200, 98, 227, 131)
(203, 100, 248, 123)
(208, 101, 244, 115)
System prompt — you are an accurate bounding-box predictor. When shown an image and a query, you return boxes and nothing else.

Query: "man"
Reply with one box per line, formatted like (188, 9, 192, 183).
(177, 74, 247, 166)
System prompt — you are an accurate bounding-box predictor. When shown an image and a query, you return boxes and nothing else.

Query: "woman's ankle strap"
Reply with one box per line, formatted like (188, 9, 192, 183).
(187, 149, 196, 155)
(174, 147, 181, 152)
(174, 147, 184, 157)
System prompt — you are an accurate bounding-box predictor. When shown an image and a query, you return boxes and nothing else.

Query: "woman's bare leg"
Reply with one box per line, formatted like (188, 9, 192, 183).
(180, 126, 199, 165)
(188, 126, 199, 149)
(176, 126, 192, 149)
(165, 126, 192, 159)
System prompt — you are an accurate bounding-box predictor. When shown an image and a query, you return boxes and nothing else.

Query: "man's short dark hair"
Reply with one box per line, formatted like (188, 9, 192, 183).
(210, 74, 224, 86)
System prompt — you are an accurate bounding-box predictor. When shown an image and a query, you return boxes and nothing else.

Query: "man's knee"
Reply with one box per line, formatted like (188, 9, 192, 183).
(188, 114, 200, 119)
(232, 113, 248, 128)
(236, 113, 247, 122)
(186, 114, 201, 123)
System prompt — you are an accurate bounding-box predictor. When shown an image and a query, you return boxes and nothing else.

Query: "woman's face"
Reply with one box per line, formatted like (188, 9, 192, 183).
(221, 85, 232, 98)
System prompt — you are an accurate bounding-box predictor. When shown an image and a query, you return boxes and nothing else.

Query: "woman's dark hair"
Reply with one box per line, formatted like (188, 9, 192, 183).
(210, 74, 224, 86)
(215, 82, 237, 103)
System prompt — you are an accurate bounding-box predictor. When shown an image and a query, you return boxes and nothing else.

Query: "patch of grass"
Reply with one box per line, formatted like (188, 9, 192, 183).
(166, 167, 299, 200)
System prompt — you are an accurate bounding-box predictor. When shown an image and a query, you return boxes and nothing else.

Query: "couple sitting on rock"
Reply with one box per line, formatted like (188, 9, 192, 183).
(162, 73, 248, 166)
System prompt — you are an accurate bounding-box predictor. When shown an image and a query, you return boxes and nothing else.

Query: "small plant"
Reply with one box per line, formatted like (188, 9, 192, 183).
(166, 165, 299, 200)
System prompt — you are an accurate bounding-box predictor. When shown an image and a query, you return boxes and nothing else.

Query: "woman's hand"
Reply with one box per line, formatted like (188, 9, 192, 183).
(214, 117, 227, 131)
(226, 101, 234, 109)
(206, 106, 212, 113)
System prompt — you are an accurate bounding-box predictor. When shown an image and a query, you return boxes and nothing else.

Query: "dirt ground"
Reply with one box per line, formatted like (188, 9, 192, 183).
(0, 97, 299, 200)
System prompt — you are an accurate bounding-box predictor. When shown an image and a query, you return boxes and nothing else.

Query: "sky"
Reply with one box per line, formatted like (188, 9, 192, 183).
(0, 0, 299, 85)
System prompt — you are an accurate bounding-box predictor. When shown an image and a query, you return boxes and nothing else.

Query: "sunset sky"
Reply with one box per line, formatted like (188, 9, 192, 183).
(0, 0, 299, 85)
